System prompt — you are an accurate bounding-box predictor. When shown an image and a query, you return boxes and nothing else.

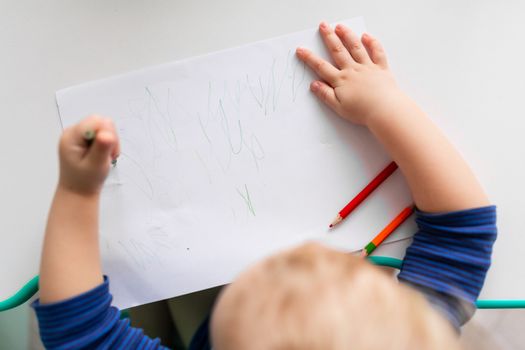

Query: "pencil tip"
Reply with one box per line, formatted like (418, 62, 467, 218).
(329, 215, 343, 228)
(329, 224, 333, 228)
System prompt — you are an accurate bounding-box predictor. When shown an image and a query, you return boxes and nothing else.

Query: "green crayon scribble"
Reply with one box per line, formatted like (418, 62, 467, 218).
(236, 184, 256, 216)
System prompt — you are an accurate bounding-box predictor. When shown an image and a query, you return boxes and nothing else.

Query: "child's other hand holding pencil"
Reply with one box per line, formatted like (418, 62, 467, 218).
(58, 115, 120, 196)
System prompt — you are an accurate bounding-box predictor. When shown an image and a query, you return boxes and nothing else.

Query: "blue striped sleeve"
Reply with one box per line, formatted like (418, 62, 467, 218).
(398, 205, 497, 329)
(32, 277, 170, 349)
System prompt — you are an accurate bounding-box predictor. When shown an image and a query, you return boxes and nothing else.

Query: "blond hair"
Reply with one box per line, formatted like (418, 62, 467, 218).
(211, 242, 462, 350)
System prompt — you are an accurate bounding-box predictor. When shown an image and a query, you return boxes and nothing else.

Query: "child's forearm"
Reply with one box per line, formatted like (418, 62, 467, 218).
(39, 186, 103, 303)
(367, 93, 489, 212)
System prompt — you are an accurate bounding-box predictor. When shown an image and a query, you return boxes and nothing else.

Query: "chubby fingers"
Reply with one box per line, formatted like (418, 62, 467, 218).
(60, 115, 100, 156)
(296, 47, 340, 86)
(334, 25, 371, 64)
(318, 22, 353, 69)
(310, 81, 342, 115)
(98, 119, 120, 163)
(103, 119, 121, 162)
(75, 115, 119, 165)
(361, 33, 388, 68)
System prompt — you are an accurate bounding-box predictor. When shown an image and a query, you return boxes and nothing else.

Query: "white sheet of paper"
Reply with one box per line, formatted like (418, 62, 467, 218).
(56, 17, 415, 309)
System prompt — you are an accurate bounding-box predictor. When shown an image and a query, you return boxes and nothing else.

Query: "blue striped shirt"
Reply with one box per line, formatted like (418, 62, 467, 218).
(33, 205, 497, 348)
(398, 205, 497, 329)
(32, 277, 167, 350)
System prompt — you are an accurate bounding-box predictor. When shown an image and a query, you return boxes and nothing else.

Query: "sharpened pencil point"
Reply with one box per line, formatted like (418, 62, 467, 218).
(329, 214, 343, 228)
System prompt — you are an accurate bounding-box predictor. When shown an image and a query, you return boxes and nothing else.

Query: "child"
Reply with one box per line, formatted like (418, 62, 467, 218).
(33, 22, 496, 349)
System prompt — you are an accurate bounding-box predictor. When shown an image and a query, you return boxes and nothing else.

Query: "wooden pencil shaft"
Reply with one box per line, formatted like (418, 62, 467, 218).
(339, 161, 398, 219)
(365, 206, 414, 255)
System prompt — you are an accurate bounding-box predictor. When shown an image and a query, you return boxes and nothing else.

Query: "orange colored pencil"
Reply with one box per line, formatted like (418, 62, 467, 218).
(362, 205, 414, 256)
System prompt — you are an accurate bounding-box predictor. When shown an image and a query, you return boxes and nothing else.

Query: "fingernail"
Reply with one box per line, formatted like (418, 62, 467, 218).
(319, 22, 328, 30)
(296, 47, 304, 55)
(362, 33, 369, 39)
(310, 81, 320, 92)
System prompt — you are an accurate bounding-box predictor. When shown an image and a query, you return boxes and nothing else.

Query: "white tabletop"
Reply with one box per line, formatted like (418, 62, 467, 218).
(1, 0, 524, 301)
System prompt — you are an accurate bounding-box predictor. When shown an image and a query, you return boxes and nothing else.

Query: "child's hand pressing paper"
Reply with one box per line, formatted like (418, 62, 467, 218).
(58, 115, 120, 196)
(296, 22, 407, 126)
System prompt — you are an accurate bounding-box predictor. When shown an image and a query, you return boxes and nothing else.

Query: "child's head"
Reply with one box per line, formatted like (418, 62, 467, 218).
(211, 242, 461, 350)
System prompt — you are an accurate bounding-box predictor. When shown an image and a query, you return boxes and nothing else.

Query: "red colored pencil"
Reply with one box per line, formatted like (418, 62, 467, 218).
(329, 161, 398, 228)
